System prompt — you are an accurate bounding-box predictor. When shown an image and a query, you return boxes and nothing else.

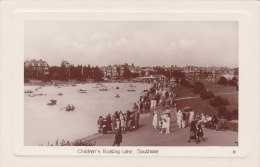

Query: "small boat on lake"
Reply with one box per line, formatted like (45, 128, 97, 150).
(28, 94, 36, 97)
(128, 89, 136, 92)
(47, 99, 57, 105)
(116, 87, 119, 89)
(79, 89, 87, 92)
(24, 90, 33, 93)
(58, 92, 63, 96)
(99, 87, 108, 91)
(115, 94, 120, 98)
(66, 105, 75, 111)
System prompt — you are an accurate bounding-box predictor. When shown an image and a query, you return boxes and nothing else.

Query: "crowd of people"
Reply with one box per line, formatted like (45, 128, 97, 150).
(97, 108, 140, 134)
(97, 78, 223, 146)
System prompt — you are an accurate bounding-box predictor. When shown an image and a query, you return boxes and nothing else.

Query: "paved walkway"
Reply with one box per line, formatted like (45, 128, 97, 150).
(82, 105, 238, 146)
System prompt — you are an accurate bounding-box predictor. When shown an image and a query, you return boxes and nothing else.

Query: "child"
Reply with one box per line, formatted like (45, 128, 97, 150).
(152, 111, 158, 130)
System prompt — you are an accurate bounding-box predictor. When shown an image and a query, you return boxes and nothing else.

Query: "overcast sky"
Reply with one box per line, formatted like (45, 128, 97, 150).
(25, 21, 238, 68)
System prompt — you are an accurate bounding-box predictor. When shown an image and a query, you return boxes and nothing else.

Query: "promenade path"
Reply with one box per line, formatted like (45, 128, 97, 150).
(83, 105, 238, 146)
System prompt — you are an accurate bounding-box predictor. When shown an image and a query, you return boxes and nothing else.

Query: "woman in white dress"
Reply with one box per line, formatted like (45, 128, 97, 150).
(189, 109, 195, 125)
(160, 112, 167, 133)
(165, 115, 171, 134)
(176, 110, 183, 128)
(152, 111, 158, 130)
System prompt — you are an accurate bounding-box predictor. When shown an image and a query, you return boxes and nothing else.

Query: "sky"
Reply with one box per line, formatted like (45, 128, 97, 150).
(25, 21, 238, 68)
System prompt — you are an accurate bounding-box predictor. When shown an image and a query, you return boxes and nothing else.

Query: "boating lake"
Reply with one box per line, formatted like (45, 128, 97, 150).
(24, 82, 152, 146)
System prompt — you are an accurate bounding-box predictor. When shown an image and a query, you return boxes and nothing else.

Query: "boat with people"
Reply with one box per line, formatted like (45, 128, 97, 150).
(129, 84, 136, 88)
(36, 93, 46, 96)
(58, 92, 63, 96)
(66, 104, 75, 111)
(78, 89, 87, 92)
(115, 94, 120, 98)
(47, 99, 57, 105)
(24, 90, 33, 93)
(99, 87, 108, 91)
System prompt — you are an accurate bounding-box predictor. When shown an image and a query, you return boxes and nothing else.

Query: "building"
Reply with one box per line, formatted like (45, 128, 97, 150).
(112, 65, 118, 77)
(106, 65, 112, 78)
(24, 59, 49, 76)
(119, 66, 125, 76)
(100, 66, 107, 78)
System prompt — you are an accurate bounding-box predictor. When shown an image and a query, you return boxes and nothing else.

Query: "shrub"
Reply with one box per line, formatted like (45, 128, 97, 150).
(207, 91, 215, 98)
(180, 79, 191, 88)
(217, 76, 228, 85)
(218, 106, 232, 121)
(193, 82, 205, 94)
(209, 96, 230, 108)
(24, 78, 30, 83)
(228, 80, 237, 86)
(200, 90, 215, 100)
(232, 109, 238, 120)
(42, 77, 51, 82)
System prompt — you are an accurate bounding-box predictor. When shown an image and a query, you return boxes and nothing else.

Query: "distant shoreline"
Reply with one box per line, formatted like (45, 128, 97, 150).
(24, 80, 150, 86)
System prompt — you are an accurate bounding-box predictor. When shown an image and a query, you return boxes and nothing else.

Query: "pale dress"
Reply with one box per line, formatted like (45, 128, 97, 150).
(152, 113, 158, 129)
(176, 111, 183, 128)
(189, 111, 194, 124)
(166, 117, 170, 133)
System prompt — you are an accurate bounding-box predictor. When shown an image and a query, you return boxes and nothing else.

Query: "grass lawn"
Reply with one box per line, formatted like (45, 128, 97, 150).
(174, 80, 238, 116)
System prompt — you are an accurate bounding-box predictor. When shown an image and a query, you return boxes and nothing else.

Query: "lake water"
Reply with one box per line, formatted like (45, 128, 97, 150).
(24, 82, 151, 146)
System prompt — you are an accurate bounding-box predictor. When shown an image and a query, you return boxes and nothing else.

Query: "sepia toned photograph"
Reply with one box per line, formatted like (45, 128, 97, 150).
(24, 21, 239, 147)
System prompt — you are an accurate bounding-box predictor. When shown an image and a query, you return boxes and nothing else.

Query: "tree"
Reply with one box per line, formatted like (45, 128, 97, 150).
(218, 106, 232, 120)
(193, 82, 205, 94)
(122, 65, 133, 78)
(209, 96, 230, 108)
(116, 66, 121, 77)
(200, 90, 215, 100)
(217, 76, 228, 85)
(92, 66, 104, 81)
(180, 79, 191, 88)
(172, 70, 185, 79)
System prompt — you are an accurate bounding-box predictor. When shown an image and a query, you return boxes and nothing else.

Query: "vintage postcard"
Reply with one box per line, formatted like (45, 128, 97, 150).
(0, 1, 259, 167)
(24, 21, 238, 148)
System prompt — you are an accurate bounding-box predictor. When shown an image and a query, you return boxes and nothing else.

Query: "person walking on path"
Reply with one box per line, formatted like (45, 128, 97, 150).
(152, 111, 158, 130)
(113, 128, 122, 146)
(188, 120, 198, 143)
(165, 114, 171, 134)
(150, 94, 157, 110)
(165, 106, 171, 118)
(160, 112, 167, 134)
(188, 109, 194, 125)
(176, 109, 183, 128)
(196, 122, 205, 144)
(182, 110, 187, 128)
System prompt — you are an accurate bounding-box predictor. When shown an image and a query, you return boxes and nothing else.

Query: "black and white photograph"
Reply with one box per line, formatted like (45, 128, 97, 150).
(24, 21, 239, 147)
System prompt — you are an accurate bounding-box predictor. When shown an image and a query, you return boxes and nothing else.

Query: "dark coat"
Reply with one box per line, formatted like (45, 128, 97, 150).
(113, 130, 122, 145)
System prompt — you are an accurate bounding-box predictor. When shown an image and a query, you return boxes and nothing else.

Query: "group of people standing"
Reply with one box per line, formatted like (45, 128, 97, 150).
(97, 109, 140, 134)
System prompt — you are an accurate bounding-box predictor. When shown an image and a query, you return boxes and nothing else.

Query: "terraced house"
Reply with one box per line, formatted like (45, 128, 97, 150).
(24, 59, 49, 77)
